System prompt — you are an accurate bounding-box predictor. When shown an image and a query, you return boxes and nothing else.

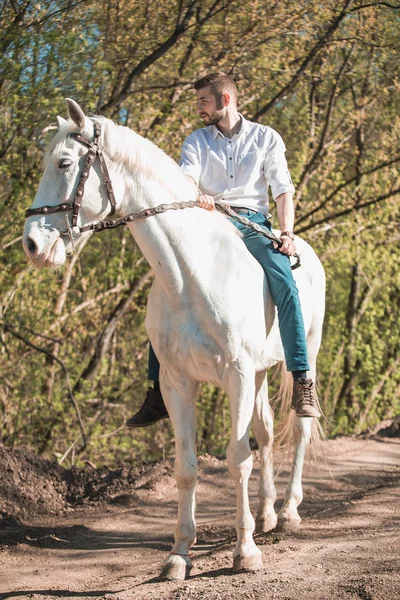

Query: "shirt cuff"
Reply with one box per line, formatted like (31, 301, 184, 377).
(272, 184, 295, 200)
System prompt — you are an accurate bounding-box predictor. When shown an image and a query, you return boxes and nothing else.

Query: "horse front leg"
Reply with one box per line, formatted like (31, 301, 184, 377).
(225, 363, 263, 573)
(252, 370, 277, 533)
(159, 373, 198, 581)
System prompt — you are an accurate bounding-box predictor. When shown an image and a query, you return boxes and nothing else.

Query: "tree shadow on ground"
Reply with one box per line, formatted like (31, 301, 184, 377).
(0, 590, 121, 600)
(0, 519, 172, 552)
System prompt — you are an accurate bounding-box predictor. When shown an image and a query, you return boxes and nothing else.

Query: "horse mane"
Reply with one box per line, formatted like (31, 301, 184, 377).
(94, 116, 198, 205)
(95, 116, 241, 235)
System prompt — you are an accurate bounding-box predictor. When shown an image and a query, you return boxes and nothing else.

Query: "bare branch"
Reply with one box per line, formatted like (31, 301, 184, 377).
(73, 270, 153, 393)
(297, 187, 400, 233)
(0, 0, 31, 55)
(100, 0, 235, 114)
(0, 235, 23, 251)
(252, 0, 354, 120)
(20, 0, 88, 30)
(296, 155, 400, 225)
(295, 44, 356, 205)
(100, 0, 200, 113)
(350, 2, 400, 11)
(47, 283, 131, 332)
(2, 323, 87, 450)
(2, 322, 63, 344)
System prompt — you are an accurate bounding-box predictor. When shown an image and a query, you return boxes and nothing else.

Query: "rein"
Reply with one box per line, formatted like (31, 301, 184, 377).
(215, 204, 301, 270)
(79, 200, 200, 233)
(25, 122, 300, 269)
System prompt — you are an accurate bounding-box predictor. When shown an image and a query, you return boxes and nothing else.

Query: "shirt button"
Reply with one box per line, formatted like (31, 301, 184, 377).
(230, 175, 233, 178)
(229, 157, 232, 160)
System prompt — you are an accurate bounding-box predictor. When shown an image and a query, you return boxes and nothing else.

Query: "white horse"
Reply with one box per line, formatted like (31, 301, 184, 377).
(23, 99, 325, 580)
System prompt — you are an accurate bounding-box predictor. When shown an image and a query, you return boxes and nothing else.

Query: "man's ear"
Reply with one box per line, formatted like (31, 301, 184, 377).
(222, 92, 231, 107)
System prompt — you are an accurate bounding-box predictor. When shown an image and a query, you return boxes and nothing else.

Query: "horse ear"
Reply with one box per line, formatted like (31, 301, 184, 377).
(65, 98, 86, 129)
(56, 116, 67, 129)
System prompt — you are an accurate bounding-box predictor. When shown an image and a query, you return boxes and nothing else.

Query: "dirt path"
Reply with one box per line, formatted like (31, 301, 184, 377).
(0, 436, 399, 600)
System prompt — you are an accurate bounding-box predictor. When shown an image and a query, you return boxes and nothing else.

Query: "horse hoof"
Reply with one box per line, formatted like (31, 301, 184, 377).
(255, 516, 277, 533)
(276, 516, 301, 533)
(233, 554, 263, 573)
(160, 561, 191, 581)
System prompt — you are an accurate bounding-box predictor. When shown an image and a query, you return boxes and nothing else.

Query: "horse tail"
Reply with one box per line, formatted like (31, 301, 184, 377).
(271, 361, 293, 449)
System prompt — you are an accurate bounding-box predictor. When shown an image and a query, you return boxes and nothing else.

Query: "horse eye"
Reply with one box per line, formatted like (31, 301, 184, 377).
(58, 159, 72, 169)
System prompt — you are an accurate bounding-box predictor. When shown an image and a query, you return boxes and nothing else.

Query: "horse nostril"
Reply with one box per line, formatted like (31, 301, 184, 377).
(26, 237, 37, 255)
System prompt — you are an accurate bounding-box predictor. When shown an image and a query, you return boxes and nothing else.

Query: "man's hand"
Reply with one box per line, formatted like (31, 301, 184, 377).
(197, 193, 215, 211)
(274, 234, 297, 257)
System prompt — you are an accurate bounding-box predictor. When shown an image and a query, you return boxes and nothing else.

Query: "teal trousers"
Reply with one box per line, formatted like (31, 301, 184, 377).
(148, 209, 309, 381)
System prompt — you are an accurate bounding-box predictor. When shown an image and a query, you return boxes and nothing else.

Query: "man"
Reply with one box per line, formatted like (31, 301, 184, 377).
(127, 72, 320, 427)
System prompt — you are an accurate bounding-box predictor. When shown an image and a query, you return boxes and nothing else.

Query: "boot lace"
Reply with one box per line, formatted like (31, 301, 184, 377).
(300, 382, 313, 405)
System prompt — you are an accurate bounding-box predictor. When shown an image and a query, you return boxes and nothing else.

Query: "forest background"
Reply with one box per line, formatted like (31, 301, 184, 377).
(0, 0, 399, 467)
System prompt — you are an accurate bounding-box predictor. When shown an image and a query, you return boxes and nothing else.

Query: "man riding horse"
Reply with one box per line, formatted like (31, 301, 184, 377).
(127, 72, 320, 427)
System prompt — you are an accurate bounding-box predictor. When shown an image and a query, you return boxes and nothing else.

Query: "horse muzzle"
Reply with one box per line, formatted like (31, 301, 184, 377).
(22, 222, 66, 268)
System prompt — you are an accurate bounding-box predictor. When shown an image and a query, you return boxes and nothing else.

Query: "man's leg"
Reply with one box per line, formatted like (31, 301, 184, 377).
(126, 344, 168, 428)
(148, 343, 161, 382)
(231, 210, 320, 418)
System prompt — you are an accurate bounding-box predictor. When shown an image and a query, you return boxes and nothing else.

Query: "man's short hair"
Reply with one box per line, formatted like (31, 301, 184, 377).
(194, 72, 238, 103)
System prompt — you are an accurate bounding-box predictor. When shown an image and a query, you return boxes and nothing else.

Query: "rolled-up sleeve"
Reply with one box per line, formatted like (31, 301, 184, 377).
(179, 133, 201, 185)
(264, 130, 295, 200)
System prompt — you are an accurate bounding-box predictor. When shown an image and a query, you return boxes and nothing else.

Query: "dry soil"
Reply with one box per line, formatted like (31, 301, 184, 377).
(0, 427, 399, 600)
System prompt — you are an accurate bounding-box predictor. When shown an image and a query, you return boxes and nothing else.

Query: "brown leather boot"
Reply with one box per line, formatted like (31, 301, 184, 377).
(291, 378, 321, 418)
(126, 387, 169, 428)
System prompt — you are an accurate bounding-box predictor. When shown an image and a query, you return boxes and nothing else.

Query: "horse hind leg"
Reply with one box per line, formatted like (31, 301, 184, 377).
(224, 359, 263, 573)
(252, 370, 277, 533)
(277, 358, 317, 532)
(276, 414, 313, 532)
(159, 373, 198, 581)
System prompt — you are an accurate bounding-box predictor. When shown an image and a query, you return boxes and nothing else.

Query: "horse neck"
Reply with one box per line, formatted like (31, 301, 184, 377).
(105, 122, 233, 299)
(103, 125, 198, 296)
(106, 121, 195, 214)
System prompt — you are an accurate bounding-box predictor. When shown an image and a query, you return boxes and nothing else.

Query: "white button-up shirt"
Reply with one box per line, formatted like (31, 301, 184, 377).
(179, 114, 295, 216)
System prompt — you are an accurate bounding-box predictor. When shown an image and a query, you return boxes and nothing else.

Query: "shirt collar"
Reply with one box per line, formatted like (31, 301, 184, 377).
(211, 113, 250, 140)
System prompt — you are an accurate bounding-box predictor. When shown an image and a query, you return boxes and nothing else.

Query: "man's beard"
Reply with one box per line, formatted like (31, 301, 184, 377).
(202, 109, 224, 125)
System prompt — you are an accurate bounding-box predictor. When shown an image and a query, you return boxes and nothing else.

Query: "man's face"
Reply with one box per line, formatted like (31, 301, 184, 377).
(196, 86, 225, 126)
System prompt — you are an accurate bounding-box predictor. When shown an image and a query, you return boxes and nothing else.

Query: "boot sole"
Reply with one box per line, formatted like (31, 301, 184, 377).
(291, 406, 321, 419)
(126, 414, 169, 428)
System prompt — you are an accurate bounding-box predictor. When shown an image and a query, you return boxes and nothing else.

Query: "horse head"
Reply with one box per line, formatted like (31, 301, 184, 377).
(23, 99, 117, 268)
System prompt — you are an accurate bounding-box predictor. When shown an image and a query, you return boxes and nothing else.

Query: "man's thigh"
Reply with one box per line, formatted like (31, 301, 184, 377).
(231, 212, 292, 282)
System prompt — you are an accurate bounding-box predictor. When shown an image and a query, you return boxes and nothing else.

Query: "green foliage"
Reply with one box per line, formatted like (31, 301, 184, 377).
(0, 0, 399, 466)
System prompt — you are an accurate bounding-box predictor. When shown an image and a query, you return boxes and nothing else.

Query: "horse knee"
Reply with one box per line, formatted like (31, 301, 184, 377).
(176, 472, 197, 490)
(226, 439, 252, 477)
(175, 456, 197, 490)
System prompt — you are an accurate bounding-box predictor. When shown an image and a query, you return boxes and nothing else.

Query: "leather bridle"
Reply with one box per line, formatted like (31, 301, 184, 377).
(25, 121, 300, 268)
(25, 122, 117, 244)
(25, 122, 198, 246)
